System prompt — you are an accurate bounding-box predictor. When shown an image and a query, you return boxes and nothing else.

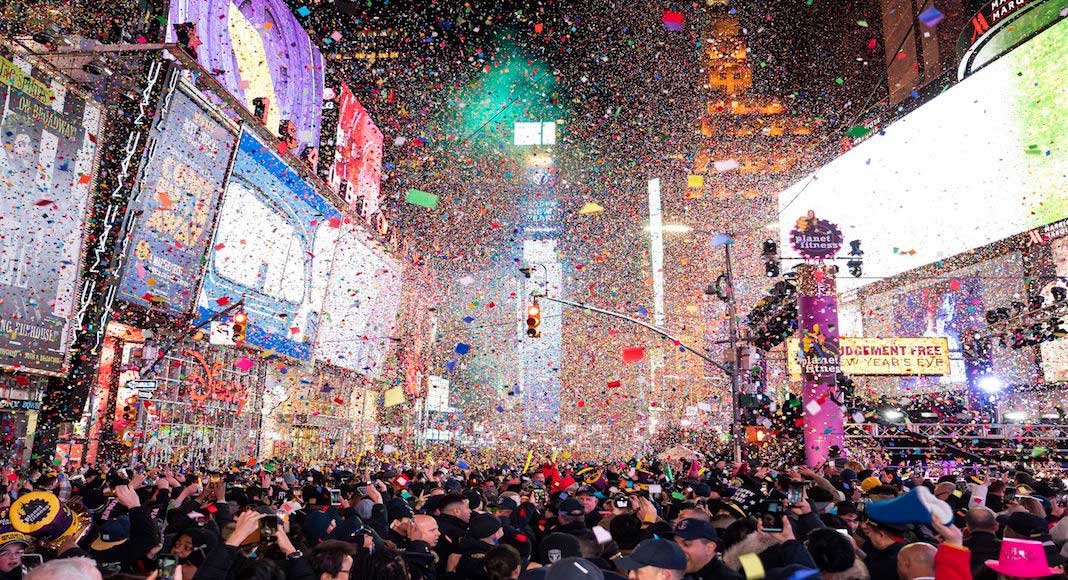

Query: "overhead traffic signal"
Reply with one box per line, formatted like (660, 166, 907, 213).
(526, 301, 542, 338)
(762, 240, 779, 277)
(232, 310, 248, 343)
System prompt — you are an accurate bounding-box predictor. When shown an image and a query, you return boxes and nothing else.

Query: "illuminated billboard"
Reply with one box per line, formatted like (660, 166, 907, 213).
(166, 0, 325, 152)
(329, 82, 383, 218)
(119, 82, 237, 314)
(313, 223, 402, 376)
(197, 129, 341, 360)
(787, 337, 951, 378)
(0, 50, 102, 375)
(778, 16, 1068, 291)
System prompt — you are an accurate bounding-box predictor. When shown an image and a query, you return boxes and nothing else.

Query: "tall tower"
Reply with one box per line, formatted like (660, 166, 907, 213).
(659, 3, 821, 432)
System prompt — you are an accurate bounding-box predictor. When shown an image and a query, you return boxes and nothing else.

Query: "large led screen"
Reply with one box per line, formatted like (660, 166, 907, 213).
(329, 82, 383, 218)
(858, 253, 1034, 394)
(779, 16, 1068, 291)
(166, 0, 325, 153)
(313, 223, 402, 376)
(197, 129, 340, 360)
(0, 51, 102, 375)
(119, 82, 236, 314)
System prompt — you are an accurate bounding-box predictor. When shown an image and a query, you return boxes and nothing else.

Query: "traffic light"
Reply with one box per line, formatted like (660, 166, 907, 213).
(120, 397, 137, 422)
(232, 310, 248, 343)
(762, 240, 779, 278)
(526, 301, 542, 338)
(847, 239, 864, 278)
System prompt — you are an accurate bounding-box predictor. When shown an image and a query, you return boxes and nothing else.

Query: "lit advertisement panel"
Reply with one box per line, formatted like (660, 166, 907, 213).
(166, 0, 325, 152)
(118, 83, 237, 314)
(329, 82, 383, 217)
(313, 223, 401, 376)
(778, 16, 1068, 291)
(858, 253, 1034, 393)
(0, 51, 102, 375)
(197, 129, 340, 360)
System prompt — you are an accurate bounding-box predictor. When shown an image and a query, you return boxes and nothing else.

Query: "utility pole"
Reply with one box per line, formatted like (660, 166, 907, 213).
(723, 240, 743, 464)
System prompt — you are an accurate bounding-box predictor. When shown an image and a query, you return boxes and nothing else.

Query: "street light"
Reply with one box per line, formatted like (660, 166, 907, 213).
(645, 224, 743, 463)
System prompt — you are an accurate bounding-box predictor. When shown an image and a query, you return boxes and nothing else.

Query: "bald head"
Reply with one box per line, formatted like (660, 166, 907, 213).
(412, 514, 441, 547)
(677, 508, 711, 522)
(966, 507, 997, 533)
(897, 543, 936, 580)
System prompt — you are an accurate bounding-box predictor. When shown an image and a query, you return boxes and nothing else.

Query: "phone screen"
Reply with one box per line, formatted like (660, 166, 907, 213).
(156, 555, 177, 580)
(329, 488, 342, 506)
(259, 515, 279, 538)
(787, 485, 804, 504)
(762, 501, 784, 533)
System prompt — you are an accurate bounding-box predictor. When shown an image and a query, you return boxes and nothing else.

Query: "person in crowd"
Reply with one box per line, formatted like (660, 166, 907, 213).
(896, 543, 936, 580)
(963, 507, 1000, 573)
(613, 538, 688, 580)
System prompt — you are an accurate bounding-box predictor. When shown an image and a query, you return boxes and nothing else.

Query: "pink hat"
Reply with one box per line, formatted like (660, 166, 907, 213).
(985, 538, 1063, 578)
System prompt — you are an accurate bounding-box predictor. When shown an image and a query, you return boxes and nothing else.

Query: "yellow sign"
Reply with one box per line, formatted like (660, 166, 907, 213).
(383, 387, 405, 408)
(787, 337, 950, 378)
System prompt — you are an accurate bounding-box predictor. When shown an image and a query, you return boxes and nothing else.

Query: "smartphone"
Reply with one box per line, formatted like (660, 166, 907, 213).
(532, 488, 547, 505)
(357, 482, 370, 495)
(259, 514, 279, 538)
(20, 554, 43, 572)
(614, 496, 632, 510)
(648, 484, 662, 499)
(787, 484, 804, 505)
(275, 490, 287, 503)
(156, 555, 177, 580)
(762, 501, 784, 533)
(329, 488, 342, 506)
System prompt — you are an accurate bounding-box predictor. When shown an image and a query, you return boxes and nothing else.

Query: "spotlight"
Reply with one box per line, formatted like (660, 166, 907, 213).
(882, 409, 904, 421)
(82, 61, 113, 76)
(847, 259, 862, 278)
(996, 307, 1011, 321)
(1053, 286, 1067, 303)
(1003, 411, 1027, 422)
(1012, 301, 1026, 314)
(32, 32, 56, 46)
(978, 376, 1004, 394)
(985, 310, 999, 325)
(1029, 295, 1045, 310)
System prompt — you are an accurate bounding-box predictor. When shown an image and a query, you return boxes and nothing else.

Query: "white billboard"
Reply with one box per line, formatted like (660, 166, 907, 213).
(778, 17, 1068, 290)
(313, 223, 402, 376)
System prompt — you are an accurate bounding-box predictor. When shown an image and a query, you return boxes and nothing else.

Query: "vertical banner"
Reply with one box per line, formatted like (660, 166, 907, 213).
(0, 50, 102, 375)
(118, 82, 237, 314)
(796, 264, 844, 466)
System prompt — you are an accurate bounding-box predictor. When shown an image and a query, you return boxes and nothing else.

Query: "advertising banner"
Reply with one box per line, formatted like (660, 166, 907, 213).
(197, 129, 340, 360)
(118, 83, 236, 314)
(313, 222, 402, 375)
(329, 82, 383, 217)
(0, 51, 102, 375)
(796, 264, 844, 467)
(166, 0, 324, 153)
(787, 337, 951, 378)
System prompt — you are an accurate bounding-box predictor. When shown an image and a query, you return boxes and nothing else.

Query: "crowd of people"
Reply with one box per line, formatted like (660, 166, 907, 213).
(0, 455, 1066, 580)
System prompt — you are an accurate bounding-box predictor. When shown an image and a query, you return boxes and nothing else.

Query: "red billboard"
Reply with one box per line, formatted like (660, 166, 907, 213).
(329, 82, 383, 218)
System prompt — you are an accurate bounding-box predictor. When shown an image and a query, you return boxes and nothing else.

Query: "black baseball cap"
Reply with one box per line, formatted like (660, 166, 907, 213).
(673, 518, 718, 542)
(575, 485, 597, 497)
(559, 498, 585, 517)
(613, 538, 688, 571)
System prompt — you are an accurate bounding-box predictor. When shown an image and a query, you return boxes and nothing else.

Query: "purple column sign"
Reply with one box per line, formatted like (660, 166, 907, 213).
(795, 264, 844, 467)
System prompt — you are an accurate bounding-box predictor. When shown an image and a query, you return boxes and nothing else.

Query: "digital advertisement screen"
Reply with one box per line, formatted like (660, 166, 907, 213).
(858, 253, 1034, 393)
(329, 82, 383, 217)
(197, 129, 341, 360)
(0, 51, 102, 375)
(118, 83, 236, 314)
(779, 16, 1068, 291)
(313, 223, 402, 376)
(166, 0, 325, 152)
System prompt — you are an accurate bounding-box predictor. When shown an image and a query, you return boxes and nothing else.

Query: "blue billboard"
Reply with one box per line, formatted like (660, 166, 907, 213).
(197, 129, 341, 360)
(119, 83, 236, 314)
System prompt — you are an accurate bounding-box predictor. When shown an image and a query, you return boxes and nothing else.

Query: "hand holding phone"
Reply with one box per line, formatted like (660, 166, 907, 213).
(761, 501, 785, 533)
